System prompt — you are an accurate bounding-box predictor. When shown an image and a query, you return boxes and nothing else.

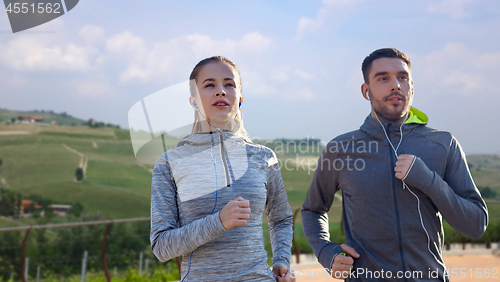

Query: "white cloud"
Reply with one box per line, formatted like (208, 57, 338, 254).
(416, 42, 499, 94)
(106, 31, 146, 56)
(76, 81, 113, 98)
(0, 36, 95, 72)
(78, 25, 106, 44)
(295, 0, 364, 40)
(296, 89, 316, 101)
(427, 0, 476, 19)
(294, 69, 315, 81)
(108, 31, 275, 82)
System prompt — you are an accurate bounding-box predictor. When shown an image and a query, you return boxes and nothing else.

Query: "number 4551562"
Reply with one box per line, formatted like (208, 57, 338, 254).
(6, 2, 61, 14)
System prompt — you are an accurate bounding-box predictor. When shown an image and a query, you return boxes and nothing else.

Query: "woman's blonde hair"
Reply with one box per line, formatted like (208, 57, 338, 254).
(189, 56, 251, 142)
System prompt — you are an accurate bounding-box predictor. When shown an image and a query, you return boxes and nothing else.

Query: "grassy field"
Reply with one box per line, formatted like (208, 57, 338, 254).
(0, 121, 498, 222)
(1, 120, 499, 281)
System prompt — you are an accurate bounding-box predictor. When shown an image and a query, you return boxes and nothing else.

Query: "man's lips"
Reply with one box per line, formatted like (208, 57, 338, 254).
(386, 95, 404, 104)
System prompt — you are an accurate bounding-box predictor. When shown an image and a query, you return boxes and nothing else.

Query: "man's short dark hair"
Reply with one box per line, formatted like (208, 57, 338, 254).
(362, 48, 411, 83)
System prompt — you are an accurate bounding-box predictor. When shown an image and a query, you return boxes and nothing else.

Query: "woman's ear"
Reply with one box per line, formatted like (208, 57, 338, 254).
(189, 97, 197, 110)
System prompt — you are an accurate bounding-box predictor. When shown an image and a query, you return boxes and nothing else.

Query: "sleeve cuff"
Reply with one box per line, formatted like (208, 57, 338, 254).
(402, 157, 435, 193)
(208, 211, 228, 237)
(273, 259, 290, 269)
(318, 243, 344, 271)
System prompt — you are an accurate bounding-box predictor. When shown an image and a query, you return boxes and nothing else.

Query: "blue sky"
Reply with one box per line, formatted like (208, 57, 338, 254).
(1, 0, 500, 153)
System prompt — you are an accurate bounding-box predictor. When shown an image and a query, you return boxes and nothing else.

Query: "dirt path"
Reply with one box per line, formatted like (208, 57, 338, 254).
(0, 177, 7, 188)
(137, 161, 153, 174)
(0, 131, 31, 135)
(62, 144, 88, 181)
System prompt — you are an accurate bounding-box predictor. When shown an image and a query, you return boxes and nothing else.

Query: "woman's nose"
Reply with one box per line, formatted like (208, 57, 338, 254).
(215, 85, 226, 96)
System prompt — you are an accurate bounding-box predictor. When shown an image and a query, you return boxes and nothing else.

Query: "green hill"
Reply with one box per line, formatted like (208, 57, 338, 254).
(0, 108, 87, 126)
(0, 120, 498, 223)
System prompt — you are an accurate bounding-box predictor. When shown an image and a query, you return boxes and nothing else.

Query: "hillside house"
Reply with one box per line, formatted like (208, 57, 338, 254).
(49, 204, 72, 216)
(20, 115, 44, 123)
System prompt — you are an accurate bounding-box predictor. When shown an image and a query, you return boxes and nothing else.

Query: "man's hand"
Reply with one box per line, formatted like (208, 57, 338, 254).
(395, 154, 416, 180)
(331, 244, 360, 279)
(273, 263, 295, 282)
(219, 196, 251, 230)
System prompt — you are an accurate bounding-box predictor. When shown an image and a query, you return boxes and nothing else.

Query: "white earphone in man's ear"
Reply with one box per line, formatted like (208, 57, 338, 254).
(366, 92, 370, 101)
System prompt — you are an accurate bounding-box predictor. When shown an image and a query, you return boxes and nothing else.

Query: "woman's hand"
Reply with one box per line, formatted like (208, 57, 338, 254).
(219, 196, 251, 230)
(273, 263, 295, 282)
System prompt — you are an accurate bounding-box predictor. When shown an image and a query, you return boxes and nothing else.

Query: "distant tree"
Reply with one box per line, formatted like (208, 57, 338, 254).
(75, 167, 84, 181)
(71, 122, 76, 126)
(17, 116, 22, 120)
(479, 186, 497, 199)
(68, 202, 84, 217)
(10, 117, 15, 123)
(0, 188, 17, 216)
(0, 159, 2, 167)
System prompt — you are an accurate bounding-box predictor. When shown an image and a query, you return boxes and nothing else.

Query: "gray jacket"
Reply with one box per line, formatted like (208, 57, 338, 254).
(302, 110, 488, 281)
(150, 130, 293, 281)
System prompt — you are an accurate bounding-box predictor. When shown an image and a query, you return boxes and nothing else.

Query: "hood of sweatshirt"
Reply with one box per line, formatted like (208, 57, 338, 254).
(176, 129, 246, 148)
(360, 107, 428, 141)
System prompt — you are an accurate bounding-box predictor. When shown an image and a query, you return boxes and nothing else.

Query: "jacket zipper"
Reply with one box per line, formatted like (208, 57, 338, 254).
(219, 133, 231, 187)
(386, 123, 408, 282)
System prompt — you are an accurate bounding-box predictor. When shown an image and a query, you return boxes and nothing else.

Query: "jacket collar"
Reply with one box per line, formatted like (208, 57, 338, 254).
(360, 107, 428, 141)
(176, 130, 244, 148)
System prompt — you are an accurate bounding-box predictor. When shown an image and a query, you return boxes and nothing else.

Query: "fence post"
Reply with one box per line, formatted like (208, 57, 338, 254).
(24, 257, 29, 282)
(36, 265, 40, 282)
(145, 259, 149, 275)
(292, 208, 301, 264)
(81, 250, 88, 282)
(101, 222, 112, 282)
(139, 252, 143, 275)
(175, 257, 181, 280)
(21, 228, 32, 282)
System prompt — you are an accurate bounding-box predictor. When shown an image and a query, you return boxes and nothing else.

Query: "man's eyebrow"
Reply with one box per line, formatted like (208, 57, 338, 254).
(373, 71, 388, 78)
(373, 70, 409, 78)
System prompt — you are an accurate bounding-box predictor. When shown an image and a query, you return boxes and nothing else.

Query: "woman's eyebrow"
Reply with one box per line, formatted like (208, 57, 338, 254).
(202, 78, 215, 84)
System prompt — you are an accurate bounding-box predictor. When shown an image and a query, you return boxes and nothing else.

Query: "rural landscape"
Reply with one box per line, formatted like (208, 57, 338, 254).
(0, 108, 499, 281)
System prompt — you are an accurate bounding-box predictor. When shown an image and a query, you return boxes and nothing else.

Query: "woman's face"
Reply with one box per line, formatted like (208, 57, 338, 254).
(191, 62, 242, 120)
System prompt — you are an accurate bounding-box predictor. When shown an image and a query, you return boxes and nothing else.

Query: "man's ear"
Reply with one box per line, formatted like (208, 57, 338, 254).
(361, 83, 370, 101)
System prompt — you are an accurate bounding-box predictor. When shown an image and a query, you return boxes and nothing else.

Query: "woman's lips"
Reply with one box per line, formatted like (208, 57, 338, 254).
(212, 100, 229, 108)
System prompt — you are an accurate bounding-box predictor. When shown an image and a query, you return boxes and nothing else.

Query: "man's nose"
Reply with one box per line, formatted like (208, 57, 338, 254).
(390, 77, 401, 92)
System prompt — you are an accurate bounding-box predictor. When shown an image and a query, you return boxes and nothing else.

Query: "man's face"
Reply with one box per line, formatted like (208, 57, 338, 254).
(361, 57, 413, 123)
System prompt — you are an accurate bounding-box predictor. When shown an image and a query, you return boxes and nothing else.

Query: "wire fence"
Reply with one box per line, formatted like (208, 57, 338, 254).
(1, 209, 304, 282)
(0, 217, 182, 282)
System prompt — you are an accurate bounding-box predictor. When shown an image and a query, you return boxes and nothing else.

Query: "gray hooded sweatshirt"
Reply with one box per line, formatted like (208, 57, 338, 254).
(302, 108, 488, 281)
(150, 130, 293, 281)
